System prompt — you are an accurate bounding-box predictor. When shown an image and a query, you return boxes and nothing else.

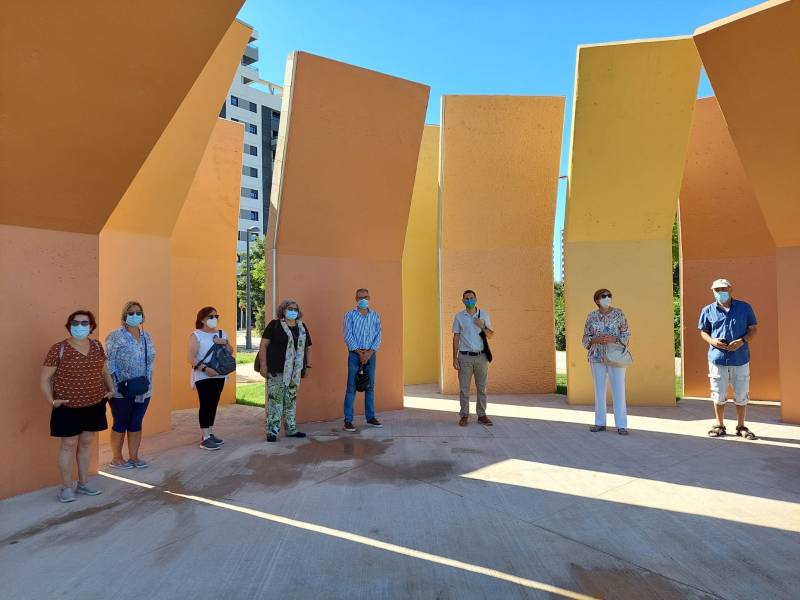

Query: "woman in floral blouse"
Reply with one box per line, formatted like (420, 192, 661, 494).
(105, 301, 155, 469)
(582, 288, 631, 435)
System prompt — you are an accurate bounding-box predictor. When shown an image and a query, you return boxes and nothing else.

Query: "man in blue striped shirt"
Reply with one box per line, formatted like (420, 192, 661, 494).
(342, 288, 383, 432)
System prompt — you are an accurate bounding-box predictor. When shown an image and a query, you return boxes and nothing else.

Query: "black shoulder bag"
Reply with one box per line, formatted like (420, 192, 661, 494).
(197, 331, 237, 376)
(117, 335, 150, 397)
(478, 310, 493, 363)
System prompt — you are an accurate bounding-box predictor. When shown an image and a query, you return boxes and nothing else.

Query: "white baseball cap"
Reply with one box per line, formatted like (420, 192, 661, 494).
(711, 278, 732, 289)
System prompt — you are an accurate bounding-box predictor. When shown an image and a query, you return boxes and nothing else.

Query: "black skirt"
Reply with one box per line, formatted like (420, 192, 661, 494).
(50, 401, 108, 437)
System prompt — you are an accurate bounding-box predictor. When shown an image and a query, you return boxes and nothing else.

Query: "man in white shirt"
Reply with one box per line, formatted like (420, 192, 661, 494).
(452, 290, 495, 427)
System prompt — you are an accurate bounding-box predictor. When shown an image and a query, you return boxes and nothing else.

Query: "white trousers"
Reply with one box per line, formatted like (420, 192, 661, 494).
(591, 363, 627, 428)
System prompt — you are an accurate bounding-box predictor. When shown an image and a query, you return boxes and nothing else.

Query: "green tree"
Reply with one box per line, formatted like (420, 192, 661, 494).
(672, 216, 681, 357)
(237, 239, 266, 333)
(554, 280, 566, 351)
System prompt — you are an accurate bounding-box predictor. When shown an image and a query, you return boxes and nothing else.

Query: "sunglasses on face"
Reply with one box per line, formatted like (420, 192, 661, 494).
(599, 294, 612, 299)
(71, 320, 90, 327)
(127, 311, 143, 316)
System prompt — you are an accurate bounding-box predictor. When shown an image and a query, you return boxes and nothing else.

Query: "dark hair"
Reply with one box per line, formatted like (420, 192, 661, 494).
(355, 288, 369, 297)
(277, 298, 303, 320)
(65, 310, 97, 333)
(593, 289, 612, 303)
(195, 306, 217, 329)
(462, 289, 477, 298)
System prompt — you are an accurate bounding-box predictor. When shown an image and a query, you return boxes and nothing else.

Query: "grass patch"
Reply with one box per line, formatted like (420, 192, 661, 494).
(236, 351, 257, 365)
(556, 373, 567, 395)
(236, 382, 265, 407)
(555, 373, 683, 400)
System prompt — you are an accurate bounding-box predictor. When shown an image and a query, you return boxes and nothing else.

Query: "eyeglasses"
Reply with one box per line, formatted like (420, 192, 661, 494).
(127, 311, 143, 316)
(71, 320, 90, 327)
(599, 294, 612, 299)
(207, 314, 220, 319)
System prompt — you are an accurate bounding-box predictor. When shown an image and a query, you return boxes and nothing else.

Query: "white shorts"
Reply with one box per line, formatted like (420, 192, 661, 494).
(708, 362, 750, 406)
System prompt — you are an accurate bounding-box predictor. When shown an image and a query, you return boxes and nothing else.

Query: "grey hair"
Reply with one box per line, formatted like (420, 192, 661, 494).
(276, 298, 302, 320)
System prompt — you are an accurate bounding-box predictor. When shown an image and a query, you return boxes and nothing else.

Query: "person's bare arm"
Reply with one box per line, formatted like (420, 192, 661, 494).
(729, 325, 757, 351)
(188, 333, 200, 367)
(40, 366, 65, 407)
(102, 365, 116, 399)
(452, 334, 461, 370)
(700, 329, 728, 350)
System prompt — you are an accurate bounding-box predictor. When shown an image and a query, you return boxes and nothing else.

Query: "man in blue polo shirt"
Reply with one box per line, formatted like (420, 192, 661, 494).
(698, 278, 758, 440)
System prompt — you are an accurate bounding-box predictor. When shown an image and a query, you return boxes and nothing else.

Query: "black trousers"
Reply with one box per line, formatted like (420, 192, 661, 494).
(196, 378, 225, 428)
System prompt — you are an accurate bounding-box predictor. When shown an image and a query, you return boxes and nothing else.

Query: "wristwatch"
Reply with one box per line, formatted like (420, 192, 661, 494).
(201, 365, 207, 372)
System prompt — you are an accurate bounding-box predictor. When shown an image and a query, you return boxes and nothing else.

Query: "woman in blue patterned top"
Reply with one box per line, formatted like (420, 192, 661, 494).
(582, 288, 631, 435)
(105, 301, 155, 468)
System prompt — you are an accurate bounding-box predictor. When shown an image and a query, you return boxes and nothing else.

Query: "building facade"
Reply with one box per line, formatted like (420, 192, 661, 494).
(219, 30, 283, 253)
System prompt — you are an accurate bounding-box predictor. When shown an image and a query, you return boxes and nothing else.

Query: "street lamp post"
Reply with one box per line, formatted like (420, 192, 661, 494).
(245, 225, 260, 351)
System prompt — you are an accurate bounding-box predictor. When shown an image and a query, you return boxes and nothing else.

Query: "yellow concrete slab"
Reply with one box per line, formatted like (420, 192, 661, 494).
(403, 126, 441, 385)
(564, 38, 701, 406)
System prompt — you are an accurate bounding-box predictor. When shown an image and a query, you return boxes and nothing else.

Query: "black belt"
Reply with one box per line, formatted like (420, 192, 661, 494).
(460, 350, 484, 356)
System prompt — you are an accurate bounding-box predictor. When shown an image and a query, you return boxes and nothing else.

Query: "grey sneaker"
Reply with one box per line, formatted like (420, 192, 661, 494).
(209, 434, 224, 445)
(200, 437, 220, 450)
(129, 459, 149, 468)
(75, 482, 103, 496)
(58, 486, 76, 503)
(110, 459, 134, 470)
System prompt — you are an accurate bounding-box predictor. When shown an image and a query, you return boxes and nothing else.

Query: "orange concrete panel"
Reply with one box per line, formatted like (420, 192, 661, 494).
(564, 38, 701, 407)
(0, 0, 244, 234)
(403, 125, 440, 385)
(170, 119, 243, 411)
(679, 97, 779, 401)
(694, 0, 800, 247)
(694, 0, 800, 421)
(268, 52, 429, 423)
(99, 22, 250, 436)
(0, 226, 98, 499)
(439, 96, 564, 395)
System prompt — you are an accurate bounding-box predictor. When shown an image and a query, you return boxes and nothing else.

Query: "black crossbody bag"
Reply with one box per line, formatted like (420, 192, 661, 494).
(478, 310, 493, 363)
(117, 335, 150, 397)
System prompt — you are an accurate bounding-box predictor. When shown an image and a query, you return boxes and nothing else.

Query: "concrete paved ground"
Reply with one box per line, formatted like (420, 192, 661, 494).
(2, 386, 799, 599)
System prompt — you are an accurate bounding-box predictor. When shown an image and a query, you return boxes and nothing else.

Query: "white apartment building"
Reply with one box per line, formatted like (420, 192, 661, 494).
(220, 30, 283, 254)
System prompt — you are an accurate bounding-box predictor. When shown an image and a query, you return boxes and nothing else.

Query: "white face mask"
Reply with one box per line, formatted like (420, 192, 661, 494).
(206, 317, 218, 328)
(598, 297, 612, 308)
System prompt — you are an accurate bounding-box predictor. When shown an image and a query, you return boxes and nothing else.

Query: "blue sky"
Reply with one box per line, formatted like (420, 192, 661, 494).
(238, 0, 755, 280)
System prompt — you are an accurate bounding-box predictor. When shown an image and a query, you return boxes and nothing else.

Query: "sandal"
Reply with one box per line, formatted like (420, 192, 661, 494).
(617, 428, 629, 435)
(736, 426, 757, 440)
(708, 425, 726, 437)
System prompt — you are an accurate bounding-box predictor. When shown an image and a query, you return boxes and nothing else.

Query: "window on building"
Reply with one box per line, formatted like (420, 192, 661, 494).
(272, 129, 279, 139)
(244, 144, 258, 156)
(272, 111, 280, 119)
(242, 166, 258, 177)
(239, 209, 259, 221)
(250, 189, 258, 199)
(231, 95, 239, 107)
(248, 123, 258, 134)
(248, 101, 257, 113)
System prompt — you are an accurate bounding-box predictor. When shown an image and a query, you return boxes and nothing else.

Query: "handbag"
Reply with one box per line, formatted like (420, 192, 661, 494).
(355, 365, 370, 392)
(197, 331, 237, 376)
(477, 310, 493, 363)
(604, 341, 633, 368)
(117, 335, 150, 397)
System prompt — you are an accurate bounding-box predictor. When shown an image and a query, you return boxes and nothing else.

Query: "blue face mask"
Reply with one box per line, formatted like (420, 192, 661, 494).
(714, 291, 730, 304)
(70, 325, 91, 340)
(357, 299, 369, 310)
(285, 309, 299, 320)
(464, 298, 477, 309)
(125, 314, 143, 327)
